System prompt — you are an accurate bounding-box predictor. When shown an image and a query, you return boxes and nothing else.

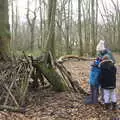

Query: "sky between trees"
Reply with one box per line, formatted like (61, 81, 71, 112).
(9, 0, 120, 24)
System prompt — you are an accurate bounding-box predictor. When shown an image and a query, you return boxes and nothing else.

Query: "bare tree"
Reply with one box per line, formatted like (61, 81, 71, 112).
(56, 1, 63, 56)
(111, 0, 120, 50)
(14, 0, 18, 48)
(26, 0, 37, 51)
(38, 0, 43, 49)
(11, 0, 14, 51)
(91, 0, 96, 56)
(78, 0, 83, 56)
(46, 0, 57, 58)
(0, 0, 10, 59)
(82, 0, 90, 55)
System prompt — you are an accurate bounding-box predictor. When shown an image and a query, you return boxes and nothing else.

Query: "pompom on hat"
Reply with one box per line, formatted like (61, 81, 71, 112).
(96, 40, 106, 51)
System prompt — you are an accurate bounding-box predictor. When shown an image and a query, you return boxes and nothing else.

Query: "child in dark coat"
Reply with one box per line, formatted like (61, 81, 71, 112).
(99, 55, 117, 110)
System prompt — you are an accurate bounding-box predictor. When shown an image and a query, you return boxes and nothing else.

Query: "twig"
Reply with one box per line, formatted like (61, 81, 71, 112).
(4, 73, 17, 106)
(0, 105, 25, 113)
(4, 84, 19, 107)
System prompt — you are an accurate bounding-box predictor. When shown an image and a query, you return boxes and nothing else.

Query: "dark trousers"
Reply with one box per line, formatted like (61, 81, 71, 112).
(90, 85, 99, 104)
(84, 85, 99, 104)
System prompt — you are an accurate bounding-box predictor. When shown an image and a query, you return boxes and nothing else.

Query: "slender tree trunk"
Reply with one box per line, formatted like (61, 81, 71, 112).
(46, 0, 57, 59)
(11, 0, 14, 52)
(86, 0, 91, 55)
(91, 0, 96, 56)
(14, 0, 18, 49)
(57, 2, 62, 57)
(78, 0, 83, 56)
(69, 0, 73, 54)
(64, 0, 70, 54)
(0, 0, 10, 58)
(95, 0, 98, 45)
(38, 0, 43, 49)
(82, 3, 86, 53)
(80, 0, 92, 56)
(43, 1, 46, 49)
(26, 0, 36, 51)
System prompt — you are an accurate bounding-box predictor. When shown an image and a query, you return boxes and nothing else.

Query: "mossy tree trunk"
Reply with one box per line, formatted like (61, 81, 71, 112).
(0, 0, 10, 59)
(31, 51, 69, 92)
(32, 62, 68, 92)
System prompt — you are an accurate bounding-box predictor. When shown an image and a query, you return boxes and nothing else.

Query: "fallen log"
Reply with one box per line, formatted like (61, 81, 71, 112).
(57, 55, 95, 63)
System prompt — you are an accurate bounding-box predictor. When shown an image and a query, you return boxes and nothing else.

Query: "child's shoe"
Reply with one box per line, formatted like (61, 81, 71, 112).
(104, 103, 111, 110)
(111, 102, 117, 110)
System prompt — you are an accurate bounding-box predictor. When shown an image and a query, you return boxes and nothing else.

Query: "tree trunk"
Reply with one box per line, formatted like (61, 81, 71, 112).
(42, 0, 68, 91)
(78, 0, 83, 56)
(33, 62, 68, 92)
(14, 0, 18, 51)
(57, 3, 62, 57)
(66, 0, 70, 55)
(11, 0, 14, 52)
(26, 0, 36, 52)
(46, 0, 57, 59)
(32, 51, 69, 92)
(95, 0, 98, 48)
(0, 0, 10, 59)
(91, 0, 96, 56)
(39, 0, 43, 49)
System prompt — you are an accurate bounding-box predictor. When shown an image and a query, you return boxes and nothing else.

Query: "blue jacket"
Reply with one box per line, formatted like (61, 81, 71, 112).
(89, 66, 101, 87)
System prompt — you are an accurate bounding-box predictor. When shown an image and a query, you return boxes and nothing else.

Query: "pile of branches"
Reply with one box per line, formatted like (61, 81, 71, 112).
(0, 54, 33, 112)
(0, 52, 89, 112)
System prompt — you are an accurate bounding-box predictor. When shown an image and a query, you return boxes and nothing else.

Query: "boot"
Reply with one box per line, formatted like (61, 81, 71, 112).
(104, 103, 111, 110)
(111, 102, 117, 110)
(84, 95, 93, 104)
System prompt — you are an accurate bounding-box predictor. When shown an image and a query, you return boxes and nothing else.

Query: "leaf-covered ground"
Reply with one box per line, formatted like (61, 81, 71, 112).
(0, 54, 120, 120)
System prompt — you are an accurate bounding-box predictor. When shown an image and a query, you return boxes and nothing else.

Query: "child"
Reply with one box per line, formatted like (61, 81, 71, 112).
(85, 57, 102, 104)
(99, 55, 117, 110)
(96, 40, 116, 104)
(96, 40, 116, 64)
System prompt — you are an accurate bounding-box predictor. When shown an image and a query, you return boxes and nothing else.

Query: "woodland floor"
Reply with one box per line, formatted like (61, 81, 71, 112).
(0, 54, 120, 120)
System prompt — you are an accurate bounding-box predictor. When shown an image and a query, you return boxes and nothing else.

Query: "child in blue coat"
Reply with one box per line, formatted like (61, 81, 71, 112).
(85, 57, 102, 104)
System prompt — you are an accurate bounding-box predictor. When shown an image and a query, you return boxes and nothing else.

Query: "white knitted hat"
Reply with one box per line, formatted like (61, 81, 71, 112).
(96, 40, 106, 51)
